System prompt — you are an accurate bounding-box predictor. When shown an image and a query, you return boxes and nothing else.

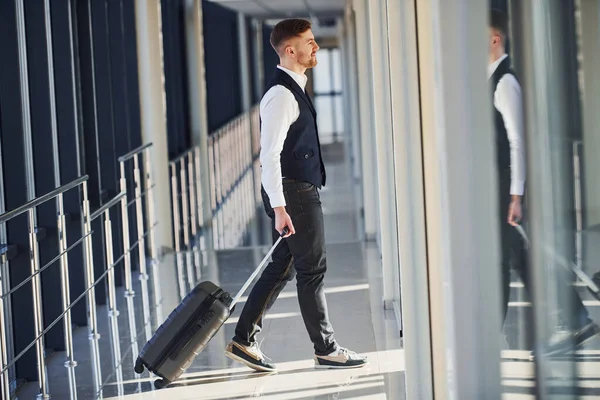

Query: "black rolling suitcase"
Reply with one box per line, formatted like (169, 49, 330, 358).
(134, 229, 288, 388)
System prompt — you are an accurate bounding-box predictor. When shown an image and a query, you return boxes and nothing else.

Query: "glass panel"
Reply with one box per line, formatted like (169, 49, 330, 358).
(501, 0, 600, 397)
(315, 96, 334, 143)
(313, 49, 332, 94)
(334, 95, 344, 138)
(331, 48, 343, 92)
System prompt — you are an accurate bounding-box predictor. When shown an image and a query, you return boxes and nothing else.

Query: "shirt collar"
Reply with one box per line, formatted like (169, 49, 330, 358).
(488, 53, 508, 79)
(277, 65, 308, 91)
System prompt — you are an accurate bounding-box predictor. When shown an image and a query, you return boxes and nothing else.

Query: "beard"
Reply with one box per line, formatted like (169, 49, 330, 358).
(300, 54, 318, 69)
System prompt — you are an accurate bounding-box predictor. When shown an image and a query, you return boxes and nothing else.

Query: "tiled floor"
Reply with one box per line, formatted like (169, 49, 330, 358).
(16, 148, 600, 399)
(17, 152, 405, 399)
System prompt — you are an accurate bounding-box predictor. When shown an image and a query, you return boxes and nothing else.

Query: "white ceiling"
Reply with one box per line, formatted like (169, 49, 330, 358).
(207, 0, 345, 19)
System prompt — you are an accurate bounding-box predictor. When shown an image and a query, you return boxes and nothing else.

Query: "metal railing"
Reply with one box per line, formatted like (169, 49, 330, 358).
(0, 143, 159, 399)
(0, 176, 89, 399)
(170, 106, 262, 252)
(118, 143, 159, 283)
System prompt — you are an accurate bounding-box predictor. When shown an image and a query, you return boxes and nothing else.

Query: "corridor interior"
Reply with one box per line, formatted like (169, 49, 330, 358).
(14, 145, 600, 399)
(16, 145, 406, 400)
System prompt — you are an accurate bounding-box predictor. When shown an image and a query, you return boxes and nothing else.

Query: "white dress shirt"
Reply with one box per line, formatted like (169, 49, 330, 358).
(488, 54, 526, 196)
(260, 65, 308, 208)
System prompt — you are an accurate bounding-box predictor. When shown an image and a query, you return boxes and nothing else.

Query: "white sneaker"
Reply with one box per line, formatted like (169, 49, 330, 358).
(314, 347, 368, 369)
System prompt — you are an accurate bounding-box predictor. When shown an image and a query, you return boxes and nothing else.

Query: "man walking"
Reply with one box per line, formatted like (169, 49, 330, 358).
(224, 19, 367, 372)
(489, 9, 599, 355)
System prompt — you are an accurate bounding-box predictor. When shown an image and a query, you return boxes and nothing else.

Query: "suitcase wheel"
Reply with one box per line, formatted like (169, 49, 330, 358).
(154, 378, 170, 389)
(134, 357, 145, 374)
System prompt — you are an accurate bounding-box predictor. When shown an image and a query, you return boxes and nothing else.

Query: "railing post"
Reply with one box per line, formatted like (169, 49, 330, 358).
(133, 154, 148, 280)
(104, 209, 118, 317)
(143, 147, 158, 263)
(0, 270, 11, 400)
(125, 295, 140, 381)
(170, 163, 181, 253)
(186, 251, 195, 290)
(108, 313, 124, 397)
(66, 363, 77, 400)
(119, 162, 134, 296)
(81, 181, 100, 340)
(175, 253, 186, 301)
(180, 158, 190, 249)
(27, 208, 50, 399)
(151, 259, 163, 324)
(188, 150, 198, 242)
(194, 147, 203, 230)
(57, 193, 77, 368)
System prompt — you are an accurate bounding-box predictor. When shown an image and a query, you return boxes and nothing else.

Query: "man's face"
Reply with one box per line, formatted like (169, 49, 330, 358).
(287, 29, 320, 68)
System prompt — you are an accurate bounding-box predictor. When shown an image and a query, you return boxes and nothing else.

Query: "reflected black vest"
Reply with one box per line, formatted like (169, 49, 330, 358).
(490, 56, 517, 173)
(264, 68, 326, 187)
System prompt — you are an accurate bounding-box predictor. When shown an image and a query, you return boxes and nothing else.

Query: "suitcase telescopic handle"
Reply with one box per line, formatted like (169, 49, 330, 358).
(229, 227, 290, 310)
(514, 224, 599, 294)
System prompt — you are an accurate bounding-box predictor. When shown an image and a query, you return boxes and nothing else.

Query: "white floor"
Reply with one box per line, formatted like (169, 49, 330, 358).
(18, 147, 406, 400)
(16, 146, 600, 399)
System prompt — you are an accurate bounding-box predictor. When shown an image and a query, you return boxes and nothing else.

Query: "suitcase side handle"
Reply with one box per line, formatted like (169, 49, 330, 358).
(229, 228, 289, 310)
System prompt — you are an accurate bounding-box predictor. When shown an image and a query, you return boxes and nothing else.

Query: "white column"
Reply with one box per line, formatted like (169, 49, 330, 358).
(182, 1, 225, 366)
(365, 0, 400, 310)
(184, 0, 214, 249)
(252, 19, 265, 102)
(416, 0, 502, 398)
(238, 13, 251, 112)
(352, 0, 379, 241)
(385, 0, 433, 397)
(237, 12, 262, 252)
(134, 0, 173, 251)
(343, 2, 365, 241)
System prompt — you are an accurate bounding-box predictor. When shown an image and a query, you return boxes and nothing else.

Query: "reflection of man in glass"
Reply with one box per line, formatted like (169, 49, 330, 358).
(489, 9, 599, 355)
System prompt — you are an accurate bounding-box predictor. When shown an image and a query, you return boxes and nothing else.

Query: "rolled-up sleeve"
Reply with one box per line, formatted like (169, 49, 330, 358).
(259, 85, 299, 208)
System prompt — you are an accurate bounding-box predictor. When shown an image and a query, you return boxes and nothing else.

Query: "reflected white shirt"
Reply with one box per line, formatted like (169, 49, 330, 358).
(259, 65, 308, 208)
(488, 54, 526, 196)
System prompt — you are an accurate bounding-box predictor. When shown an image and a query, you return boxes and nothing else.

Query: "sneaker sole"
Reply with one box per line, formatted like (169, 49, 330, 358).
(224, 351, 277, 373)
(314, 361, 369, 370)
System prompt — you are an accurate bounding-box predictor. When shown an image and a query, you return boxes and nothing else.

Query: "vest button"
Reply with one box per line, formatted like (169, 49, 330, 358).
(304, 154, 309, 159)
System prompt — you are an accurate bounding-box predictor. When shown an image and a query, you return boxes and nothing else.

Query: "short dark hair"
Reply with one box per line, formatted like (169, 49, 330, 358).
(270, 19, 312, 55)
(490, 9, 508, 38)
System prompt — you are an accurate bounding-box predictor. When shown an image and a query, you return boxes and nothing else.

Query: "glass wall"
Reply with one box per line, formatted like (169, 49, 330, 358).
(355, 0, 600, 398)
(505, 0, 600, 397)
(313, 48, 345, 145)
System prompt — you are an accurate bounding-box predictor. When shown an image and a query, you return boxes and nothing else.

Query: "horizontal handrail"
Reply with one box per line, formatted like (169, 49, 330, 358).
(169, 149, 193, 165)
(90, 192, 126, 221)
(129, 221, 159, 251)
(117, 143, 153, 163)
(0, 240, 124, 375)
(0, 175, 88, 224)
(126, 184, 156, 208)
(1, 232, 92, 299)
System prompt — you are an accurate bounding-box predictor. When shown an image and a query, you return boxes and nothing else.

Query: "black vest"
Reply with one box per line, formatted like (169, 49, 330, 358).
(490, 57, 517, 173)
(263, 68, 326, 187)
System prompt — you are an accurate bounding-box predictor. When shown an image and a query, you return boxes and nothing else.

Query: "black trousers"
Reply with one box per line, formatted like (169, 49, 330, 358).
(499, 171, 589, 329)
(233, 180, 337, 356)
